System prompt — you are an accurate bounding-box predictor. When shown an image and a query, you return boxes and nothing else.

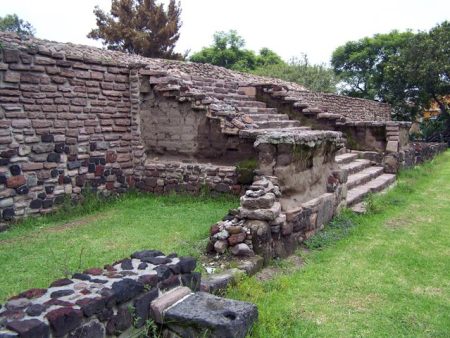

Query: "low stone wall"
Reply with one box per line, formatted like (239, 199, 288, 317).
(0, 250, 199, 337)
(134, 160, 241, 194)
(383, 142, 448, 173)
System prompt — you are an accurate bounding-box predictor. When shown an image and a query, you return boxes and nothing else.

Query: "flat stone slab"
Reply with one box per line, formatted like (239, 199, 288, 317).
(164, 292, 258, 338)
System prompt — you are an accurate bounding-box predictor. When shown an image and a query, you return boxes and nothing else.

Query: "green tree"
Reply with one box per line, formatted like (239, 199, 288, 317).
(190, 30, 283, 72)
(386, 21, 450, 118)
(331, 30, 413, 100)
(88, 0, 182, 59)
(0, 14, 35, 36)
(253, 55, 338, 93)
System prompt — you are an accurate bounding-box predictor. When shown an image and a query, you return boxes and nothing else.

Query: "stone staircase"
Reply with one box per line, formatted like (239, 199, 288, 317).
(336, 152, 396, 208)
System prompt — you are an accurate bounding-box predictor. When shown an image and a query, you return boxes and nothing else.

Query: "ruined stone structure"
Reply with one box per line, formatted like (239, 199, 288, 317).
(0, 31, 448, 337)
(0, 250, 257, 337)
(0, 31, 446, 251)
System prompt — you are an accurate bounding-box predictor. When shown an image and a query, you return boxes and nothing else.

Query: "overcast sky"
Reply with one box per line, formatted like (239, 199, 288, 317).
(2, 0, 449, 65)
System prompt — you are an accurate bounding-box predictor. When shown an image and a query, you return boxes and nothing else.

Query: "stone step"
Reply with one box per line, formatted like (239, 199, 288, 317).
(205, 93, 255, 101)
(239, 126, 311, 139)
(347, 166, 384, 190)
(335, 152, 358, 165)
(224, 99, 267, 108)
(340, 159, 372, 175)
(346, 173, 396, 206)
(247, 114, 290, 122)
(237, 107, 279, 114)
(255, 120, 301, 129)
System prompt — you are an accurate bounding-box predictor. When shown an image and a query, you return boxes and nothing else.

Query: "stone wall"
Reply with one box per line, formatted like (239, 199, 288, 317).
(0, 44, 145, 222)
(284, 91, 392, 122)
(382, 142, 448, 173)
(134, 160, 242, 194)
(207, 130, 347, 262)
(0, 250, 200, 337)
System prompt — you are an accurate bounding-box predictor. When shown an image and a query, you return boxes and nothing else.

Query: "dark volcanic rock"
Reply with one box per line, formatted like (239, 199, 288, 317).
(25, 304, 46, 317)
(50, 278, 73, 287)
(105, 307, 132, 336)
(6, 319, 49, 338)
(154, 265, 173, 281)
(133, 289, 158, 327)
(181, 272, 201, 291)
(50, 289, 74, 298)
(120, 259, 133, 270)
(178, 257, 197, 273)
(131, 250, 164, 260)
(68, 320, 105, 338)
(111, 279, 144, 304)
(75, 297, 106, 317)
(46, 307, 83, 337)
(72, 273, 91, 281)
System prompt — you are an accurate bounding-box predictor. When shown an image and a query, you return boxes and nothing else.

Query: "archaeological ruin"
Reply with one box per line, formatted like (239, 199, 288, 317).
(0, 32, 447, 337)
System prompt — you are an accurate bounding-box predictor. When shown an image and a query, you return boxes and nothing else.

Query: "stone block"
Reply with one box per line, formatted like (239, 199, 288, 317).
(240, 192, 275, 210)
(164, 292, 258, 338)
(386, 140, 399, 153)
(239, 202, 281, 221)
(150, 286, 192, 323)
(6, 319, 49, 338)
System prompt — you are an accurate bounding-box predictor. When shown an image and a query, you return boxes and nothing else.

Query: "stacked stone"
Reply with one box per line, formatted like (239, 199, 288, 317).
(0, 39, 144, 224)
(136, 160, 240, 194)
(0, 250, 199, 337)
(209, 176, 284, 258)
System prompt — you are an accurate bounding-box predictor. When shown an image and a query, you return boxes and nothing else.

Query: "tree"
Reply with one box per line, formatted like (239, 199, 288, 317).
(88, 0, 182, 59)
(386, 21, 450, 139)
(190, 30, 283, 72)
(253, 55, 338, 93)
(0, 14, 35, 36)
(331, 30, 413, 101)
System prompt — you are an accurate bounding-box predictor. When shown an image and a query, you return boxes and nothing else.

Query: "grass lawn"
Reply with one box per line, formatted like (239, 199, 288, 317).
(229, 150, 450, 338)
(0, 192, 237, 302)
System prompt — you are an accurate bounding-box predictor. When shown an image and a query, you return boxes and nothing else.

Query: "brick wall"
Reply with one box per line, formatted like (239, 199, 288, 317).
(0, 44, 139, 221)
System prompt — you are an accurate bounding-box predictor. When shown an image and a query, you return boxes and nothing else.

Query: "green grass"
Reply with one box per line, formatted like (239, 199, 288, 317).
(229, 150, 450, 338)
(0, 191, 237, 302)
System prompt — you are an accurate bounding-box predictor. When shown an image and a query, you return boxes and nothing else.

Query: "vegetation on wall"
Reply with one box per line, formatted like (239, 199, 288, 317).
(88, 0, 183, 59)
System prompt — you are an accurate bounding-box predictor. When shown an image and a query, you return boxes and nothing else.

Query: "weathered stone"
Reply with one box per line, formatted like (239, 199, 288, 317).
(240, 192, 275, 209)
(25, 304, 46, 317)
(131, 250, 164, 260)
(133, 289, 159, 327)
(75, 297, 106, 317)
(6, 176, 26, 189)
(228, 232, 246, 246)
(231, 243, 253, 257)
(178, 257, 196, 273)
(111, 278, 144, 304)
(226, 225, 242, 234)
(120, 259, 133, 270)
(150, 286, 192, 323)
(68, 320, 105, 338)
(164, 292, 258, 338)
(6, 319, 49, 338)
(386, 140, 399, 153)
(6, 298, 30, 310)
(214, 240, 228, 254)
(239, 202, 281, 221)
(105, 307, 132, 336)
(50, 278, 73, 287)
(50, 289, 74, 298)
(46, 307, 83, 337)
(180, 272, 201, 291)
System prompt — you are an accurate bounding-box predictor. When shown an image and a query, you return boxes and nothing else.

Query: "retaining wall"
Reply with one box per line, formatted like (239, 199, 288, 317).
(0, 250, 199, 337)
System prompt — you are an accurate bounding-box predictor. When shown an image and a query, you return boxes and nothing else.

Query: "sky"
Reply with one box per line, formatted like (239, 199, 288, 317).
(1, 0, 449, 65)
